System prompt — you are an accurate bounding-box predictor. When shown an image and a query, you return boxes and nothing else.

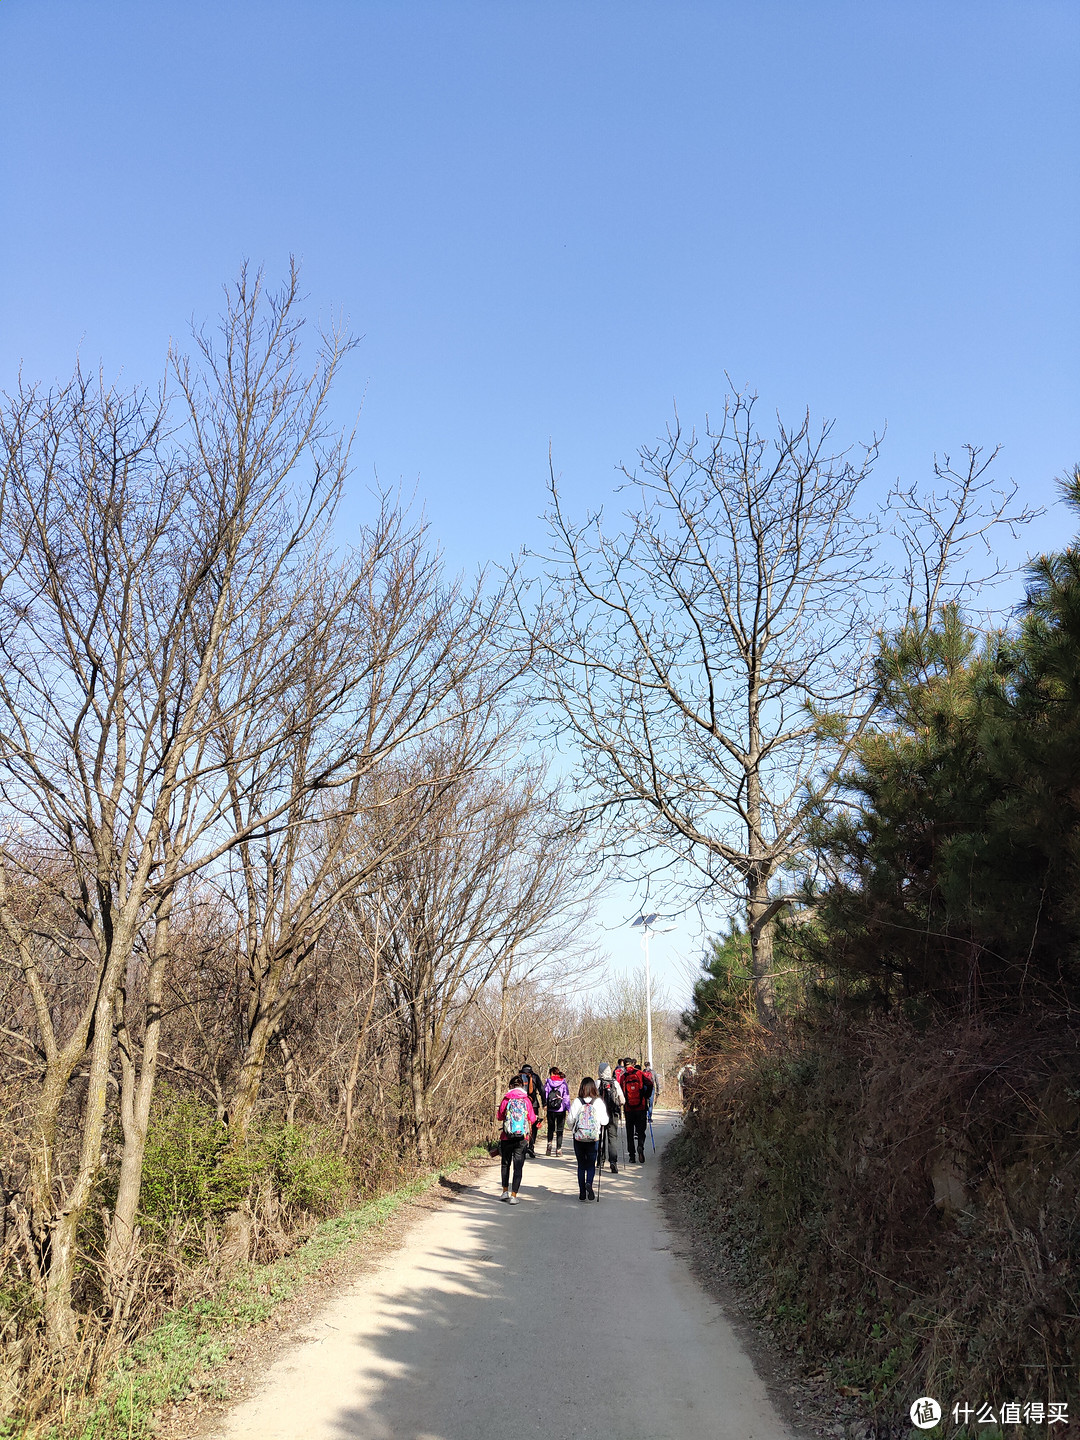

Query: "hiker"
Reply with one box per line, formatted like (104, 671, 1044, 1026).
(496, 1072, 537, 1203)
(677, 1062, 698, 1108)
(621, 1057, 654, 1163)
(566, 1077, 609, 1201)
(543, 1065, 571, 1155)
(519, 1061, 545, 1158)
(597, 1062, 624, 1173)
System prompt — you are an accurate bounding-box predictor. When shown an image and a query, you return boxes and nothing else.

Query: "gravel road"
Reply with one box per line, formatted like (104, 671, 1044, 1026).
(208, 1109, 794, 1440)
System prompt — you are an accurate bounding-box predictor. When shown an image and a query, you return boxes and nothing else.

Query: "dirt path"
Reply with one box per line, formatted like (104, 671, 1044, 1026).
(207, 1110, 795, 1440)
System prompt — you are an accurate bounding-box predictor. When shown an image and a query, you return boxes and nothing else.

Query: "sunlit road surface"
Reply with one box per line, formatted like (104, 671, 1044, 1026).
(209, 1110, 793, 1440)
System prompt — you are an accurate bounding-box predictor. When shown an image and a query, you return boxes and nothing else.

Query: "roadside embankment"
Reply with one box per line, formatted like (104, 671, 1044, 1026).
(663, 1012, 1079, 1435)
(2, 1147, 488, 1440)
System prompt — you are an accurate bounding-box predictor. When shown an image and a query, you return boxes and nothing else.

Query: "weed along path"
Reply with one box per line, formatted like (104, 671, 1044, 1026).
(208, 1111, 792, 1440)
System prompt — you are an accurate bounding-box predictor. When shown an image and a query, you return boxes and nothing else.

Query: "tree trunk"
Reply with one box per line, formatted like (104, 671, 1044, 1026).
(492, 1024, 506, 1114)
(340, 1029, 364, 1155)
(280, 1035, 299, 1125)
(26, 1053, 79, 1277)
(107, 907, 170, 1284)
(492, 971, 509, 1113)
(408, 1048, 431, 1166)
(747, 882, 778, 1027)
(745, 692, 777, 1026)
(339, 944, 381, 1155)
(227, 1003, 278, 1139)
(43, 1209, 80, 1349)
(0, 878, 95, 1303)
(43, 926, 131, 1348)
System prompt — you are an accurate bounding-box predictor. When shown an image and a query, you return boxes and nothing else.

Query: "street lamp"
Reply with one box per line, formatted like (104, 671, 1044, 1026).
(630, 913, 669, 1073)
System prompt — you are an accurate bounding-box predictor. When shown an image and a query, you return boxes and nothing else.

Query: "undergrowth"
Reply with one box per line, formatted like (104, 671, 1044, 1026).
(138, 1090, 356, 1233)
(1, 1147, 484, 1440)
(671, 1011, 1080, 1439)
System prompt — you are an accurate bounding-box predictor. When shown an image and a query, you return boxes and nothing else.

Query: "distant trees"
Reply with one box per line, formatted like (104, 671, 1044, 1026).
(523, 393, 1033, 1025)
(211, 523, 506, 1142)
(583, 966, 674, 1071)
(349, 729, 592, 1162)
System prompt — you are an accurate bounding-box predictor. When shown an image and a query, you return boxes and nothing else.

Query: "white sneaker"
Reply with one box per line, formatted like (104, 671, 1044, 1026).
(500, 1190, 509, 1201)
(508, 1193, 519, 1204)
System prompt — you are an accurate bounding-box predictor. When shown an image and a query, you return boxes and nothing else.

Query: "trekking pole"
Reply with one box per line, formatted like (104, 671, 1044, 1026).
(595, 1126, 604, 1203)
(648, 1101, 656, 1154)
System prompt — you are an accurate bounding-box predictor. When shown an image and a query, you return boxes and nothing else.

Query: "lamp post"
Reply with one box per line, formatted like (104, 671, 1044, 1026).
(631, 914, 660, 1073)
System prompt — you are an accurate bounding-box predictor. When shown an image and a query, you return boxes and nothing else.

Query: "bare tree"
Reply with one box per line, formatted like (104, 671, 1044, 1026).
(522, 392, 1034, 1025)
(0, 264, 359, 1338)
(480, 897, 593, 1112)
(350, 725, 594, 1164)
(584, 968, 674, 1077)
(212, 532, 509, 1141)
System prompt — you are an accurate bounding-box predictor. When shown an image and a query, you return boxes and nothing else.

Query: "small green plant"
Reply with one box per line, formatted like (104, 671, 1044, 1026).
(139, 1089, 256, 1224)
(259, 1125, 348, 1218)
(139, 1093, 350, 1237)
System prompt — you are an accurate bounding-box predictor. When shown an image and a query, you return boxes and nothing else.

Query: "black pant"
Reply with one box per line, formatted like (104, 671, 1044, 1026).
(546, 1110, 566, 1146)
(500, 1134, 527, 1191)
(528, 1119, 540, 1155)
(625, 1107, 647, 1159)
(602, 1120, 620, 1166)
(574, 1139, 598, 1195)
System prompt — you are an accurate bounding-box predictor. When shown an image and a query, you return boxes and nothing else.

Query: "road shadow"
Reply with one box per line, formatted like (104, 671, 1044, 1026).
(321, 1116, 771, 1440)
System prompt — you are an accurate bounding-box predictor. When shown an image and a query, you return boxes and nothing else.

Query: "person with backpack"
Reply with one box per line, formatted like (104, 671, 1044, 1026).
(519, 1062, 545, 1158)
(566, 1077, 609, 1201)
(543, 1065, 571, 1156)
(496, 1073, 537, 1203)
(597, 1062, 624, 1174)
(620, 1057, 654, 1163)
(677, 1061, 698, 1108)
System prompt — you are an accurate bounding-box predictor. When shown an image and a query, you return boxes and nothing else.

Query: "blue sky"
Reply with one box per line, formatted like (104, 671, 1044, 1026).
(2, 1, 1077, 997)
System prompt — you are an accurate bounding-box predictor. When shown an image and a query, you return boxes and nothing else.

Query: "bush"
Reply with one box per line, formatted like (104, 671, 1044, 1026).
(675, 1010, 1080, 1424)
(260, 1125, 349, 1219)
(139, 1091, 348, 1230)
(139, 1089, 257, 1223)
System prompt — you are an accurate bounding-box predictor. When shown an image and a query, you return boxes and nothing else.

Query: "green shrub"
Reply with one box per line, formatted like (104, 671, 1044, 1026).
(139, 1089, 256, 1223)
(139, 1092, 349, 1229)
(260, 1125, 349, 1217)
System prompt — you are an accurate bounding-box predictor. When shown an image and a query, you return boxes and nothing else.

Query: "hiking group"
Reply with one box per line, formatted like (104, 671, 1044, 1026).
(496, 1058, 656, 1204)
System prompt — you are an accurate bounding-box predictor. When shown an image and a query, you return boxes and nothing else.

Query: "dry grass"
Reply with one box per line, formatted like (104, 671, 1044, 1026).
(675, 1009, 1080, 1434)
(0, 1111, 486, 1439)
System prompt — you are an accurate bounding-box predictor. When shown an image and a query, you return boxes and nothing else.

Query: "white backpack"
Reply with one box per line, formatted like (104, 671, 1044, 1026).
(574, 1098, 600, 1142)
